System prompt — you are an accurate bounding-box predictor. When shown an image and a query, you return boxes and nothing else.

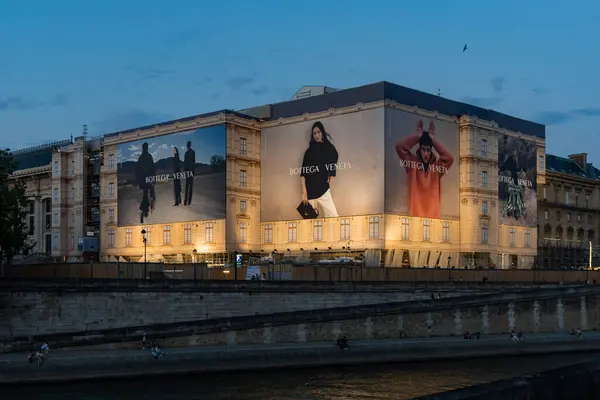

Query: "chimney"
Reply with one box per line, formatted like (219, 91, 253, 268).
(568, 153, 588, 171)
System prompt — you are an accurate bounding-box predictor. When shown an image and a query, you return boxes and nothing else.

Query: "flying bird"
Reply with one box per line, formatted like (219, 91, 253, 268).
(463, 44, 468, 52)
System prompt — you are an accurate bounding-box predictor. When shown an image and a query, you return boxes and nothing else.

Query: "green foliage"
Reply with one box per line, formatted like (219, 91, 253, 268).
(0, 149, 34, 264)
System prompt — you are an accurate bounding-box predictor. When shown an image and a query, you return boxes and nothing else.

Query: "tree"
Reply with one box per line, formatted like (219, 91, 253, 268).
(210, 154, 226, 172)
(0, 149, 34, 264)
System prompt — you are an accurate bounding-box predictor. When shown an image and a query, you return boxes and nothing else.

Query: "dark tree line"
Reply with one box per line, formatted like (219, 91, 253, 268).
(0, 149, 34, 265)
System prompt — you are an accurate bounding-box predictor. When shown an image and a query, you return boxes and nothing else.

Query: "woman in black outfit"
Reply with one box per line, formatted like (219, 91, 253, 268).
(300, 121, 339, 217)
(172, 147, 182, 206)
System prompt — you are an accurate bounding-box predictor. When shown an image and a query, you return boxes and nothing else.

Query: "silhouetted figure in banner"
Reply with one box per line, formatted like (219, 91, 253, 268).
(135, 142, 156, 223)
(172, 147, 182, 206)
(184, 140, 196, 206)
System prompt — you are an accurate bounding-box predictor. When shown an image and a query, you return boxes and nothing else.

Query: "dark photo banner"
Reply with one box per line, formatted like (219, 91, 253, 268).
(498, 135, 537, 227)
(116, 124, 227, 227)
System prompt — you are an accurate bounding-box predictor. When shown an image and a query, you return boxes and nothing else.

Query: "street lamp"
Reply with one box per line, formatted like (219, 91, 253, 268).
(193, 249, 197, 281)
(141, 229, 147, 279)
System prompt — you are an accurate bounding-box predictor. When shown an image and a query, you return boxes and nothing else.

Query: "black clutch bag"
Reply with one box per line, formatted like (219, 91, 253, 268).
(297, 202, 319, 219)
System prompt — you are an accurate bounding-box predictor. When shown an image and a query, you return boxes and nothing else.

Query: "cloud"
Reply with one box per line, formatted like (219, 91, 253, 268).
(490, 77, 506, 93)
(226, 76, 255, 90)
(92, 109, 174, 135)
(0, 94, 69, 112)
(462, 96, 502, 108)
(248, 87, 269, 96)
(534, 107, 600, 125)
(0, 96, 42, 111)
(128, 65, 173, 80)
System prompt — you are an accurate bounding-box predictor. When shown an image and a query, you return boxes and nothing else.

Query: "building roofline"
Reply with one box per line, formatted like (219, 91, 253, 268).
(103, 109, 257, 138)
(10, 139, 72, 155)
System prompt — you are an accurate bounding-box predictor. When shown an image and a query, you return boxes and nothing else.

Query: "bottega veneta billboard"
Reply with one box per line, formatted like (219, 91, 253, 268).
(261, 108, 385, 222)
(498, 135, 537, 226)
(385, 109, 459, 219)
(117, 125, 226, 226)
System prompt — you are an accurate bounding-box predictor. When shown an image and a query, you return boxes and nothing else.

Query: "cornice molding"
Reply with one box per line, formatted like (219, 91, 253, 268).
(10, 165, 52, 178)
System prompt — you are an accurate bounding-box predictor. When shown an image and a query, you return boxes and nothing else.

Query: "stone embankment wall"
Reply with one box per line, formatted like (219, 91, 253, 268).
(0, 288, 448, 339)
(161, 293, 599, 349)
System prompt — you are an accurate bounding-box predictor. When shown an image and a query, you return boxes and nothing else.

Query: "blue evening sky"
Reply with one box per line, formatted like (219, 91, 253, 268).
(117, 125, 226, 164)
(1, 0, 599, 162)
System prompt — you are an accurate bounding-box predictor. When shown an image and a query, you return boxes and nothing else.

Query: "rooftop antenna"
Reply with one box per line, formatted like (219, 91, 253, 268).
(70, 133, 73, 143)
(82, 124, 88, 138)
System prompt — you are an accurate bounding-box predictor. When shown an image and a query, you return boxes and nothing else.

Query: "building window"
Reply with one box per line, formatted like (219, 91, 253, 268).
(482, 201, 488, 215)
(588, 215, 593, 224)
(240, 200, 247, 214)
(567, 213, 571, 222)
(53, 213, 58, 227)
(69, 231, 75, 250)
(565, 190, 570, 205)
(509, 227, 516, 246)
(481, 138, 487, 157)
(525, 229, 531, 247)
(108, 183, 115, 197)
(544, 210, 549, 220)
(71, 212, 75, 225)
(125, 228, 132, 247)
(542, 186, 547, 200)
(71, 160, 75, 176)
(52, 232, 59, 250)
(369, 216, 380, 239)
(28, 201, 35, 235)
(578, 214, 581, 222)
(53, 161, 59, 176)
(239, 222, 248, 243)
(422, 219, 431, 241)
(108, 208, 114, 223)
(264, 224, 273, 244)
(205, 222, 213, 243)
(481, 171, 488, 188)
(108, 154, 115, 169)
(107, 229, 115, 248)
(442, 221, 450, 242)
(71, 186, 75, 201)
(586, 194, 590, 208)
(240, 170, 247, 187)
(240, 137, 247, 155)
(538, 155, 544, 171)
(163, 225, 171, 245)
(340, 218, 350, 241)
(313, 220, 323, 241)
(556, 211, 561, 220)
(288, 222, 297, 242)
(53, 188, 58, 202)
(184, 224, 192, 244)
(481, 222, 489, 244)
(401, 217, 409, 241)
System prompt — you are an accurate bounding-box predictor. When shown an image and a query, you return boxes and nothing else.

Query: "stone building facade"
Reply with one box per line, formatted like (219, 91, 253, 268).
(538, 153, 600, 268)
(8, 81, 547, 268)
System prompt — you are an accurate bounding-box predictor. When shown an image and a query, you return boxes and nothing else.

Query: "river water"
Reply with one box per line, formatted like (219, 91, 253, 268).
(5, 353, 598, 399)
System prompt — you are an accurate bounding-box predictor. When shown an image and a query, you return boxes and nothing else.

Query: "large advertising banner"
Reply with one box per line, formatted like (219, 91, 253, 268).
(261, 108, 384, 222)
(385, 110, 459, 218)
(498, 135, 537, 226)
(117, 125, 226, 226)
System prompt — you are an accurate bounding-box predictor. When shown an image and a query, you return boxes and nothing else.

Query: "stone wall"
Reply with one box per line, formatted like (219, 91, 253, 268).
(159, 295, 599, 348)
(1, 289, 442, 339)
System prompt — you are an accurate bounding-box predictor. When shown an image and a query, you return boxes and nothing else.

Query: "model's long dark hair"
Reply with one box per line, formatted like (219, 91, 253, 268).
(309, 121, 334, 146)
(173, 147, 180, 159)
